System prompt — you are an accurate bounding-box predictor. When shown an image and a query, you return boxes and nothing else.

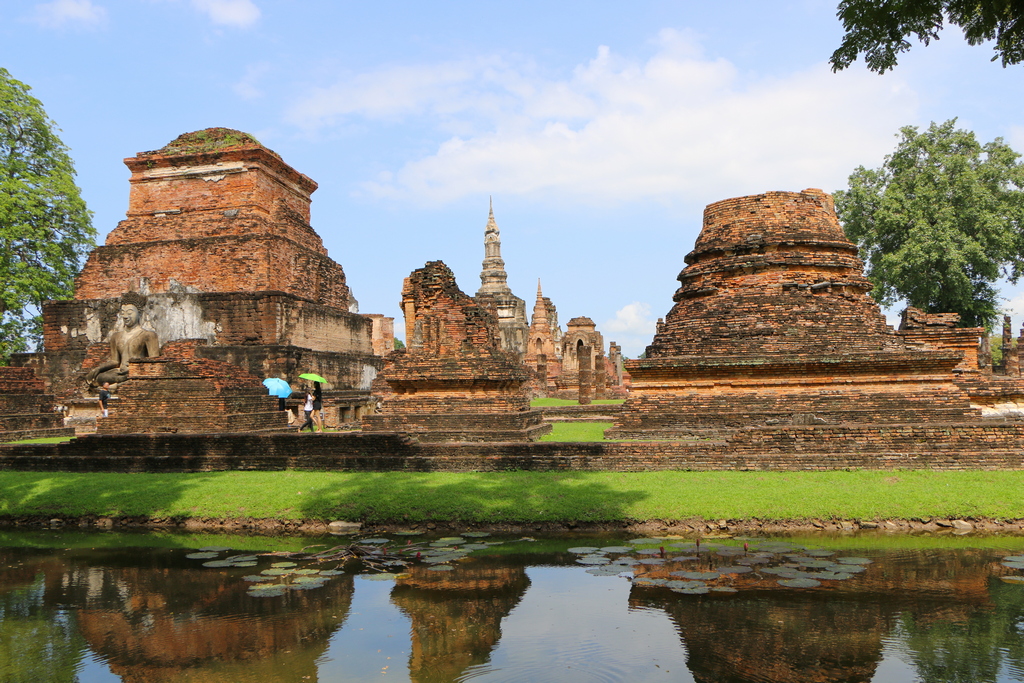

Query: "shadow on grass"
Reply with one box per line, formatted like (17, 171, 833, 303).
(292, 471, 651, 524)
(0, 471, 202, 518)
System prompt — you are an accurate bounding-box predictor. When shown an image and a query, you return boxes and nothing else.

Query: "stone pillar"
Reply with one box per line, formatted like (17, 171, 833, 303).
(609, 342, 624, 386)
(979, 334, 992, 373)
(536, 353, 548, 397)
(1009, 325, 1021, 377)
(594, 352, 607, 399)
(578, 345, 593, 405)
(999, 315, 1013, 374)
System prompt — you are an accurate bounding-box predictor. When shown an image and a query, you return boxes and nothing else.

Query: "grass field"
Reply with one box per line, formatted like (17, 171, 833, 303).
(538, 422, 614, 442)
(1, 470, 1023, 523)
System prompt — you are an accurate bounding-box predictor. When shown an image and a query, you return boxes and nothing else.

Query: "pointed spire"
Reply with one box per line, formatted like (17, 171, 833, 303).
(478, 196, 511, 296)
(537, 278, 543, 297)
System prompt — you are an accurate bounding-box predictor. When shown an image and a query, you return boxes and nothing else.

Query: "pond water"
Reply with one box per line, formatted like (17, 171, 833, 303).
(2, 529, 1024, 682)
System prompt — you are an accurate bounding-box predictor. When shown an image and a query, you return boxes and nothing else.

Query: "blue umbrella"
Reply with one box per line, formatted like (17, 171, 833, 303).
(262, 378, 293, 398)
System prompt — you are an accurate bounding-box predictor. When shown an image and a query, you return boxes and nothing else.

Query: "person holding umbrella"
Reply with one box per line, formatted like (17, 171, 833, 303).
(299, 373, 329, 432)
(297, 386, 316, 433)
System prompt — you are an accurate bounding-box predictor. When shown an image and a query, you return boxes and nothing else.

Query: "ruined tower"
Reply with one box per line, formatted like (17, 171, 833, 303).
(474, 199, 528, 356)
(609, 189, 980, 438)
(524, 280, 562, 394)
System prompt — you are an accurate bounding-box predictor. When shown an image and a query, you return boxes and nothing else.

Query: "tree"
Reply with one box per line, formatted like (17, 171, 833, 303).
(830, 0, 1024, 73)
(834, 119, 1024, 329)
(0, 68, 94, 361)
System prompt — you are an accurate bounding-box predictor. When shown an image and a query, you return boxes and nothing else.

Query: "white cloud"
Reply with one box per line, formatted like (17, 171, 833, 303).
(191, 0, 260, 28)
(233, 62, 271, 99)
(287, 28, 919, 206)
(602, 302, 658, 357)
(29, 0, 107, 29)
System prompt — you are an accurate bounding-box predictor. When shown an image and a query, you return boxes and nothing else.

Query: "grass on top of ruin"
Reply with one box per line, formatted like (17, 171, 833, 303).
(1, 470, 1024, 524)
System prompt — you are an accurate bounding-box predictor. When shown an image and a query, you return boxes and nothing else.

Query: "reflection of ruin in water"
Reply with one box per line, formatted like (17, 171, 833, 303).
(391, 558, 531, 683)
(3, 547, 354, 683)
(630, 548, 1014, 683)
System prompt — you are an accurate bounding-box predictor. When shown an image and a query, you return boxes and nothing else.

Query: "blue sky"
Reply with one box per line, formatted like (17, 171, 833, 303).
(4, 0, 1024, 356)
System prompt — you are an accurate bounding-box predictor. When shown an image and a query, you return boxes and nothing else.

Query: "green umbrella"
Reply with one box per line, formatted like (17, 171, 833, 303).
(298, 373, 328, 384)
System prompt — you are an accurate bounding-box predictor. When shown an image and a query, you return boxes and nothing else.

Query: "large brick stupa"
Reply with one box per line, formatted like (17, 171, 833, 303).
(609, 189, 983, 438)
(17, 128, 385, 407)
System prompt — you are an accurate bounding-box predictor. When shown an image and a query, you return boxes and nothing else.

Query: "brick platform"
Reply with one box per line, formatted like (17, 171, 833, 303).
(2, 421, 1023, 472)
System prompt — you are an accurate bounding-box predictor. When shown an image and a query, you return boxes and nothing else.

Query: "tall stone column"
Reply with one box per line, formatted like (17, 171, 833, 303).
(1000, 315, 1013, 374)
(594, 352, 607, 399)
(578, 345, 593, 405)
(979, 334, 992, 373)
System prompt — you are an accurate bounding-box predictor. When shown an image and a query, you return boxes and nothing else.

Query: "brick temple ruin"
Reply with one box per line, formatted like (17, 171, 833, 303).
(609, 189, 1024, 440)
(362, 260, 549, 441)
(11, 128, 391, 429)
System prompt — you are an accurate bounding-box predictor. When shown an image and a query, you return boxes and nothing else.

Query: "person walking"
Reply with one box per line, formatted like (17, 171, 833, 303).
(297, 388, 316, 432)
(98, 382, 111, 418)
(312, 381, 324, 432)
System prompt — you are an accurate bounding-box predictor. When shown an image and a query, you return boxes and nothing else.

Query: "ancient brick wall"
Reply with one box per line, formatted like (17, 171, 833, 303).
(0, 368, 74, 442)
(98, 340, 287, 434)
(4, 421, 1024, 472)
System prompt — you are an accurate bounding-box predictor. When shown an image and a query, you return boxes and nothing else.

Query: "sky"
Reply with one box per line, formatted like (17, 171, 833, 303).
(3, 0, 1024, 356)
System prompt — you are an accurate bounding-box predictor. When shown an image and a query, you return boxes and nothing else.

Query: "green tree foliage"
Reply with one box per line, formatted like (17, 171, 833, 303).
(831, 0, 1024, 72)
(0, 68, 94, 360)
(834, 120, 1024, 329)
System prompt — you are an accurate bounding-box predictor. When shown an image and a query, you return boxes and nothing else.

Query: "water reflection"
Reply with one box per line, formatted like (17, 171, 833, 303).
(0, 536, 1023, 682)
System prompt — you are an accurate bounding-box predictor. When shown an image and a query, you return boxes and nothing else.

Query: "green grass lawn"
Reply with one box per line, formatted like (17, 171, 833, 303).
(1, 470, 1023, 523)
(4, 436, 75, 445)
(538, 422, 614, 442)
(530, 398, 625, 406)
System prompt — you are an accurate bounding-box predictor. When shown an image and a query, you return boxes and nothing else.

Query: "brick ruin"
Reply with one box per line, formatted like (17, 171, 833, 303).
(0, 367, 75, 443)
(523, 280, 562, 392)
(609, 189, 993, 438)
(97, 339, 287, 434)
(474, 200, 529, 357)
(363, 261, 550, 441)
(12, 128, 388, 425)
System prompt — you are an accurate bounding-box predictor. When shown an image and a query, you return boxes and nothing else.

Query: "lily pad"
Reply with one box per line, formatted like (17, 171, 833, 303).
(1002, 561, 1024, 570)
(711, 586, 739, 593)
(568, 547, 601, 554)
(586, 567, 628, 576)
(628, 538, 657, 544)
(670, 556, 699, 562)
(427, 565, 455, 572)
(247, 587, 286, 598)
(462, 543, 491, 550)
(599, 546, 634, 554)
(1000, 575, 1024, 583)
(835, 557, 873, 565)
(293, 575, 326, 584)
(715, 547, 746, 556)
(677, 571, 719, 580)
(576, 556, 610, 565)
(462, 531, 491, 537)
(665, 580, 705, 589)
(362, 573, 402, 580)
(805, 549, 836, 557)
(271, 562, 298, 568)
(830, 563, 867, 573)
(716, 566, 753, 574)
(318, 570, 345, 576)
(242, 575, 275, 582)
(186, 552, 221, 559)
(815, 571, 854, 581)
(202, 560, 238, 568)
(632, 577, 666, 586)
(226, 555, 258, 562)
(779, 578, 821, 588)
(637, 549, 663, 555)
(292, 568, 321, 575)
(231, 561, 258, 568)
(638, 558, 665, 565)
(360, 538, 391, 545)
(393, 530, 424, 536)
(796, 559, 834, 569)
(290, 580, 327, 590)
(261, 568, 293, 576)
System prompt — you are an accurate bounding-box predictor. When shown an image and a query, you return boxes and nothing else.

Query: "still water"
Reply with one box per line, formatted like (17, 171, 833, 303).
(2, 529, 1024, 683)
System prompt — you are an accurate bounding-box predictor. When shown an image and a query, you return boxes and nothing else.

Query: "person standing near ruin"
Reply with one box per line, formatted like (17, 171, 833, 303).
(298, 388, 316, 432)
(312, 381, 324, 432)
(98, 381, 111, 418)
